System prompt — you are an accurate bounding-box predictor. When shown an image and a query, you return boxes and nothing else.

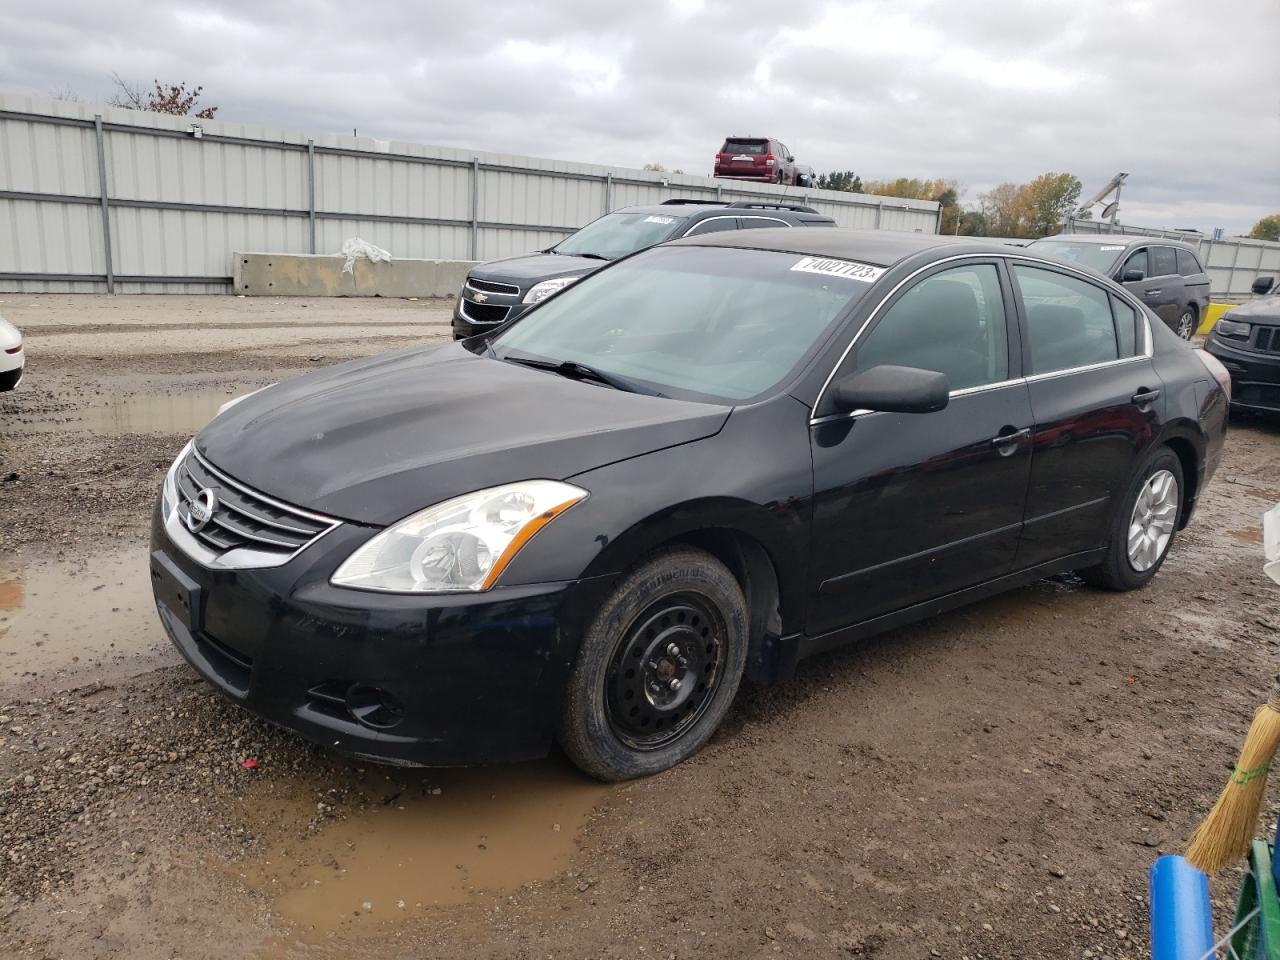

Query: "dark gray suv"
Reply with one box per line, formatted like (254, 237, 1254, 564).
(1027, 234, 1211, 339)
(452, 200, 835, 339)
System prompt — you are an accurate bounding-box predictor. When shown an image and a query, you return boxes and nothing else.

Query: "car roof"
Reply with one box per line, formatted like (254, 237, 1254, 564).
(670, 227, 1015, 267)
(616, 202, 832, 222)
(1035, 233, 1199, 252)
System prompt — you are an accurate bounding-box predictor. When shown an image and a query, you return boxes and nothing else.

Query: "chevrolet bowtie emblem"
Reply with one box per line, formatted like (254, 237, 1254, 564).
(473, 292, 489, 303)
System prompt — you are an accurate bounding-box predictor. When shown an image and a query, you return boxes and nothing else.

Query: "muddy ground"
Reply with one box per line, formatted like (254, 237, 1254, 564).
(1, 293, 1278, 960)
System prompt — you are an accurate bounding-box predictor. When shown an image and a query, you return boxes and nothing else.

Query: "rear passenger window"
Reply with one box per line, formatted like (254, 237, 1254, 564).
(1122, 249, 1149, 279)
(857, 264, 1008, 391)
(1111, 296, 1138, 358)
(738, 217, 788, 230)
(1013, 265, 1120, 375)
(1150, 246, 1177, 277)
(1176, 248, 1203, 276)
(685, 217, 739, 236)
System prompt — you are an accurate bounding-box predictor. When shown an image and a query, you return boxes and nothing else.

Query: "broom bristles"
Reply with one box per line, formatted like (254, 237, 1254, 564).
(1186, 696, 1280, 876)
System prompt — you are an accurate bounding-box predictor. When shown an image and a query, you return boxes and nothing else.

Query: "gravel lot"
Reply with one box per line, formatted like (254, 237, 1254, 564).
(1, 293, 1278, 959)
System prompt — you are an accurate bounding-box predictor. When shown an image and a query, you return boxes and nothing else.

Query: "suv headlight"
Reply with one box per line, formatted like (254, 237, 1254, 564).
(331, 480, 588, 593)
(161, 440, 194, 523)
(1215, 316, 1250, 340)
(523, 277, 579, 304)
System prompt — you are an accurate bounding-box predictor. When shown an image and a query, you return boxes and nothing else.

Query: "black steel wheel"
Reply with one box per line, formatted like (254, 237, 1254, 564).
(604, 592, 726, 750)
(558, 547, 748, 781)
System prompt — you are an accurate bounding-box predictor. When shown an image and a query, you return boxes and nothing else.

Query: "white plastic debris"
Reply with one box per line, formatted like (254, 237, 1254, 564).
(340, 237, 392, 274)
(1264, 502, 1280, 585)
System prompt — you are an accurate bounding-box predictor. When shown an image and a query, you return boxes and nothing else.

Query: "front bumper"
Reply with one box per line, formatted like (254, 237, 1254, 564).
(1205, 335, 1280, 412)
(149, 505, 613, 766)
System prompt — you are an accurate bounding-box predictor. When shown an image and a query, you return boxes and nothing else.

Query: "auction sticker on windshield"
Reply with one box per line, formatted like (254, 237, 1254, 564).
(790, 257, 885, 283)
(643, 216, 675, 225)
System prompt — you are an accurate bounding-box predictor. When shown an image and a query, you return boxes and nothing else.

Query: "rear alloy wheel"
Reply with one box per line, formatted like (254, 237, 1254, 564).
(1078, 448, 1184, 591)
(1175, 308, 1196, 340)
(558, 548, 748, 781)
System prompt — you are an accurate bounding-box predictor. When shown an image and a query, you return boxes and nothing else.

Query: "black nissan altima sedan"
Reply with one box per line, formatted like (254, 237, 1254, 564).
(151, 229, 1229, 781)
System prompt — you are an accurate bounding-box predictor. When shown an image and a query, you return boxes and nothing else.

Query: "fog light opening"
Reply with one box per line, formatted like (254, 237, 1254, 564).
(345, 685, 405, 730)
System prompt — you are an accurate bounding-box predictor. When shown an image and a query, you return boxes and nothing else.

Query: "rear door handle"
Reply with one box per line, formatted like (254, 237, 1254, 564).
(1131, 388, 1161, 405)
(1144, 289, 1162, 296)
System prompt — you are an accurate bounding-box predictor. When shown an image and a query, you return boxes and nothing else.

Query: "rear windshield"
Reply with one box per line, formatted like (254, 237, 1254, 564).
(1026, 240, 1124, 273)
(491, 246, 873, 403)
(552, 212, 687, 260)
(722, 139, 768, 154)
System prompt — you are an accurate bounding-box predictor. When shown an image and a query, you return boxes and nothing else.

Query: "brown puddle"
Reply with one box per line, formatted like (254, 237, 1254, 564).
(6, 388, 235, 436)
(238, 761, 608, 950)
(1229, 526, 1264, 545)
(0, 550, 165, 686)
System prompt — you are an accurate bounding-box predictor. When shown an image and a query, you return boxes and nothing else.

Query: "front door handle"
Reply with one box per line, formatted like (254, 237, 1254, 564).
(1144, 289, 1162, 296)
(1131, 388, 1161, 405)
(991, 426, 1030, 454)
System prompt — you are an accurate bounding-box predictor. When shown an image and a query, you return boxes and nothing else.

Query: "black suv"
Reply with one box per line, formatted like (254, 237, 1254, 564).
(452, 200, 835, 339)
(1026, 234, 1211, 339)
(1205, 276, 1280, 413)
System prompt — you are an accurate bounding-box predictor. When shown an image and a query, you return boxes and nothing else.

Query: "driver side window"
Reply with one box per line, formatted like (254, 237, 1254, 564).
(855, 264, 1009, 392)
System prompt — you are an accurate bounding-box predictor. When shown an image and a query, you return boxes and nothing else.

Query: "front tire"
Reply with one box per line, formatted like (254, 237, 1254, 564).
(1077, 448, 1184, 591)
(558, 548, 748, 781)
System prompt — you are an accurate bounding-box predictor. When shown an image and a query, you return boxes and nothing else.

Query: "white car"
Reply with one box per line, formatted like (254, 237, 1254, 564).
(0, 315, 23, 391)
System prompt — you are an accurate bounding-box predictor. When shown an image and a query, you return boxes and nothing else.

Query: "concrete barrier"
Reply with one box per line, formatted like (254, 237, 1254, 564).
(233, 252, 476, 298)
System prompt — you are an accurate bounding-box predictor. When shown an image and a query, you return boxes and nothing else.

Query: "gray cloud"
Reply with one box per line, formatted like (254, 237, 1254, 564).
(2, 0, 1276, 233)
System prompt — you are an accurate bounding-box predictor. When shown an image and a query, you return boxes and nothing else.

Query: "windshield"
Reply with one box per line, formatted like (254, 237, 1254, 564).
(490, 246, 872, 403)
(552, 212, 687, 260)
(1027, 241, 1125, 273)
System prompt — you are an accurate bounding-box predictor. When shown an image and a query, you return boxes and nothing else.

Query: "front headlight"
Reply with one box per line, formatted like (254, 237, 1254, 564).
(1215, 317, 1250, 340)
(523, 277, 579, 304)
(161, 440, 194, 523)
(331, 480, 588, 593)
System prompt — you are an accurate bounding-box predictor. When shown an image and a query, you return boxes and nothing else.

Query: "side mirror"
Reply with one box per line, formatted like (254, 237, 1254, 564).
(1253, 276, 1276, 295)
(832, 365, 950, 414)
(1122, 268, 1145, 282)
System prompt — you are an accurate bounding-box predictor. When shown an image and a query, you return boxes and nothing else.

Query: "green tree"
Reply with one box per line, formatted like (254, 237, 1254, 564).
(1250, 214, 1280, 242)
(1024, 172, 1083, 237)
(979, 182, 1033, 238)
(815, 170, 863, 193)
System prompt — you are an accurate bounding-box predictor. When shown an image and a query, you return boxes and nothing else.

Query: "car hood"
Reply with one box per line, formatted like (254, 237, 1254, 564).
(469, 252, 604, 288)
(196, 342, 729, 526)
(1225, 296, 1280, 325)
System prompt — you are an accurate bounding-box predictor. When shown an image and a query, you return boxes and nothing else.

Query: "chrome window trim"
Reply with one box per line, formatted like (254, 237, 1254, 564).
(680, 214, 790, 237)
(458, 298, 509, 325)
(465, 280, 519, 298)
(808, 377, 1027, 426)
(809, 251, 1155, 423)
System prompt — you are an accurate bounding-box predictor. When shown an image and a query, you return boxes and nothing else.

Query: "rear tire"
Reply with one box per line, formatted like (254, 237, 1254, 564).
(1175, 307, 1196, 340)
(1077, 448, 1184, 591)
(558, 548, 748, 782)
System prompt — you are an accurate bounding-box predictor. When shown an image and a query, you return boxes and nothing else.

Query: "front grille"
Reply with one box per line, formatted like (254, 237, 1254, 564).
(467, 278, 520, 296)
(175, 449, 337, 558)
(460, 299, 511, 324)
(1254, 327, 1279, 353)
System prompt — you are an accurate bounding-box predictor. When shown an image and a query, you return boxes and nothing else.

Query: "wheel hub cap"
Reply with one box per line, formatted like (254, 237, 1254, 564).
(605, 594, 724, 750)
(1127, 469, 1178, 572)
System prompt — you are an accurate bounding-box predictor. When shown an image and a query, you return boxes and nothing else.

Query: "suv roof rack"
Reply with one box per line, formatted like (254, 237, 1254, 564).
(727, 201, 820, 214)
(660, 198, 725, 206)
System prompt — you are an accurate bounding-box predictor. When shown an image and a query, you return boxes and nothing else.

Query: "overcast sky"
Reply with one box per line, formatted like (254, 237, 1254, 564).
(2, 0, 1277, 233)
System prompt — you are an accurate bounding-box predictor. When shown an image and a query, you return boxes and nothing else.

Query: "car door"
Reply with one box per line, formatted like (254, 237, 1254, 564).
(1176, 247, 1211, 317)
(1145, 246, 1183, 327)
(1010, 261, 1161, 568)
(806, 259, 1034, 636)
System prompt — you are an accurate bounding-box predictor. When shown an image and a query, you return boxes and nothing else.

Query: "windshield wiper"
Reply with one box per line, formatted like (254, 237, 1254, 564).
(570, 252, 611, 261)
(502, 353, 665, 397)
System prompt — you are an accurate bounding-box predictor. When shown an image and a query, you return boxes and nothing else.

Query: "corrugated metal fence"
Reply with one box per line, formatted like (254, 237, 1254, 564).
(0, 94, 940, 295)
(1063, 217, 1280, 299)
